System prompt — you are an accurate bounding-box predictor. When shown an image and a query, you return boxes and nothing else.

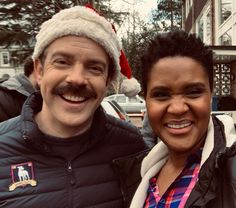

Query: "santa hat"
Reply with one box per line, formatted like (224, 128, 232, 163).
(32, 5, 140, 97)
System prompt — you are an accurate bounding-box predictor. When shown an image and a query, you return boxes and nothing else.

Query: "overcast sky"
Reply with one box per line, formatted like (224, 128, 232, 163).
(111, 0, 157, 23)
(110, 0, 157, 37)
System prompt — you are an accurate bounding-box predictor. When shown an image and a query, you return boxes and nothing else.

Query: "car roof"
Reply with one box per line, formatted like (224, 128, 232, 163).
(101, 100, 130, 121)
(106, 93, 144, 99)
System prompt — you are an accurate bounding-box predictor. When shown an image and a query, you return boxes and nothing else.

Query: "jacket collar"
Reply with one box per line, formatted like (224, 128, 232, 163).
(141, 115, 236, 177)
(130, 115, 236, 208)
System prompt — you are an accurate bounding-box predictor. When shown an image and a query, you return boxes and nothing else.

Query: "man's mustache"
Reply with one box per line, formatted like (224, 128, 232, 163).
(52, 84, 97, 98)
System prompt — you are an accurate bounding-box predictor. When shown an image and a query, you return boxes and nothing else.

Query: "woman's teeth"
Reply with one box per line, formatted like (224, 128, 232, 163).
(167, 122, 191, 129)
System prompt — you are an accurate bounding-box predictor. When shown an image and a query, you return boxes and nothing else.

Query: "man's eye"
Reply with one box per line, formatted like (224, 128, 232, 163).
(88, 66, 104, 74)
(54, 59, 69, 66)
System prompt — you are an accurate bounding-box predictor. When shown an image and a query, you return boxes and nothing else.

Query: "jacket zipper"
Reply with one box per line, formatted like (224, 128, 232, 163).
(68, 161, 76, 185)
(112, 159, 126, 207)
(67, 161, 76, 208)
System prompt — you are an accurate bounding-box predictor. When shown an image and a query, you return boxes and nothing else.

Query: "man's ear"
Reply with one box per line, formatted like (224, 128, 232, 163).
(106, 75, 112, 86)
(34, 59, 43, 87)
(106, 65, 115, 86)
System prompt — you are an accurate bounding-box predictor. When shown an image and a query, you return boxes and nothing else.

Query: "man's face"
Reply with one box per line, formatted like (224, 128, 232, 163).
(34, 36, 110, 137)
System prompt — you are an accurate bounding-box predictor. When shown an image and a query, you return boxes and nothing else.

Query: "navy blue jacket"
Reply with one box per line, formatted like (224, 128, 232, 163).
(0, 92, 148, 208)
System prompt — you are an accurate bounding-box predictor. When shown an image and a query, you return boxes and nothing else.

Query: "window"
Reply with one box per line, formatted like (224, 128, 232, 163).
(196, 6, 212, 44)
(197, 15, 204, 41)
(219, 28, 232, 45)
(220, 0, 232, 24)
(129, 97, 139, 103)
(0, 52, 10, 66)
(186, 0, 193, 14)
(213, 63, 231, 96)
(206, 11, 211, 38)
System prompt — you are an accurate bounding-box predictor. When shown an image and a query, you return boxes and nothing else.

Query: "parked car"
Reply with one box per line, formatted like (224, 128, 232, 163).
(101, 99, 131, 122)
(104, 94, 146, 113)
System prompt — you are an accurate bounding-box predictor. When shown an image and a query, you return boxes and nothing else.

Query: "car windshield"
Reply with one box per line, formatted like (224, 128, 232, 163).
(129, 97, 139, 103)
(105, 94, 146, 114)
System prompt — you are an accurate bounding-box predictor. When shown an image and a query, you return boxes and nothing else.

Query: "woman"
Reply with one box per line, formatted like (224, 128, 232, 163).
(130, 31, 236, 207)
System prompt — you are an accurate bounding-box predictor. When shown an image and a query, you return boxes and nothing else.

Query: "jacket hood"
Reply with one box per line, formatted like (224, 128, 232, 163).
(0, 73, 35, 96)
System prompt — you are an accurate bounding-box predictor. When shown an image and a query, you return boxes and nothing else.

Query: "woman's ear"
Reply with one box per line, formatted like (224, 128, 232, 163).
(34, 59, 43, 87)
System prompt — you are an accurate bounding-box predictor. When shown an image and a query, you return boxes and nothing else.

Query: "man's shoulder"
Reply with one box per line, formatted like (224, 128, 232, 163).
(0, 87, 26, 122)
(0, 116, 21, 137)
(0, 84, 9, 92)
(0, 86, 26, 101)
(0, 85, 20, 97)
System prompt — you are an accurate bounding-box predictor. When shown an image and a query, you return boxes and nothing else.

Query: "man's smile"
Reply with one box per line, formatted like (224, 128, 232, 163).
(61, 94, 87, 103)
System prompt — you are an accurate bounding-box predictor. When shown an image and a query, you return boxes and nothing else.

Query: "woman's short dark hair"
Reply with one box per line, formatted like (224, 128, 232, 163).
(141, 30, 213, 96)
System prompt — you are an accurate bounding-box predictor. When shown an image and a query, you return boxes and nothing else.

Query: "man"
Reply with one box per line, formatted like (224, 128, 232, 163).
(0, 5, 147, 208)
(0, 56, 36, 122)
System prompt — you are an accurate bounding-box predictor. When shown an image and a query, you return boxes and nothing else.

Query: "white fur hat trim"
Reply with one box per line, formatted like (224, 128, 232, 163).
(120, 77, 141, 97)
(32, 6, 121, 75)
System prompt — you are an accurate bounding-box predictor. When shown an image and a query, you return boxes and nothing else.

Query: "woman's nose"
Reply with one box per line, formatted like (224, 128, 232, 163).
(167, 96, 189, 115)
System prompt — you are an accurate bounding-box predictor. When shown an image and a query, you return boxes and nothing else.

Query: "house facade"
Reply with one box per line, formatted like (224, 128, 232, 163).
(0, 46, 24, 80)
(182, 0, 236, 112)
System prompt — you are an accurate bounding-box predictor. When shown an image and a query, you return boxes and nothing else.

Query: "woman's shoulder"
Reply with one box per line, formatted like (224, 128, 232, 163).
(213, 114, 236, 147)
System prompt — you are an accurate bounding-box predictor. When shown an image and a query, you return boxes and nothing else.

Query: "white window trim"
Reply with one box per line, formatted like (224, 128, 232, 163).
(195, 2, 212, 45)
(0, 52, 10, 67)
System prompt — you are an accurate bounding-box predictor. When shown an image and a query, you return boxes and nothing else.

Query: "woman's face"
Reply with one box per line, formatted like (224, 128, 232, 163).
(146, 56, 212, 155)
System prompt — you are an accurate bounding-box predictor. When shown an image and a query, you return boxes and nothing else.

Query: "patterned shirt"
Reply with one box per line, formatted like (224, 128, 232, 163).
(144, 149, 202, 208)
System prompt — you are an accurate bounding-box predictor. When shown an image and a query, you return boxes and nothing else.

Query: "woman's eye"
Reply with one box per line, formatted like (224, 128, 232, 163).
(186, 89, 203, 98)
(152, 91, 170, 100)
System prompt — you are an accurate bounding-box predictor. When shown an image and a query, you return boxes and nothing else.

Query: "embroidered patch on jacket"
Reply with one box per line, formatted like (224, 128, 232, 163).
(9, 162, 37, 191)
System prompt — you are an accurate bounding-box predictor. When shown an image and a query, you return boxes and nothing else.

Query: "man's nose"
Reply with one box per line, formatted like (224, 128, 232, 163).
(65, 64, 88, 85)
(167, 95, 189, 115)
